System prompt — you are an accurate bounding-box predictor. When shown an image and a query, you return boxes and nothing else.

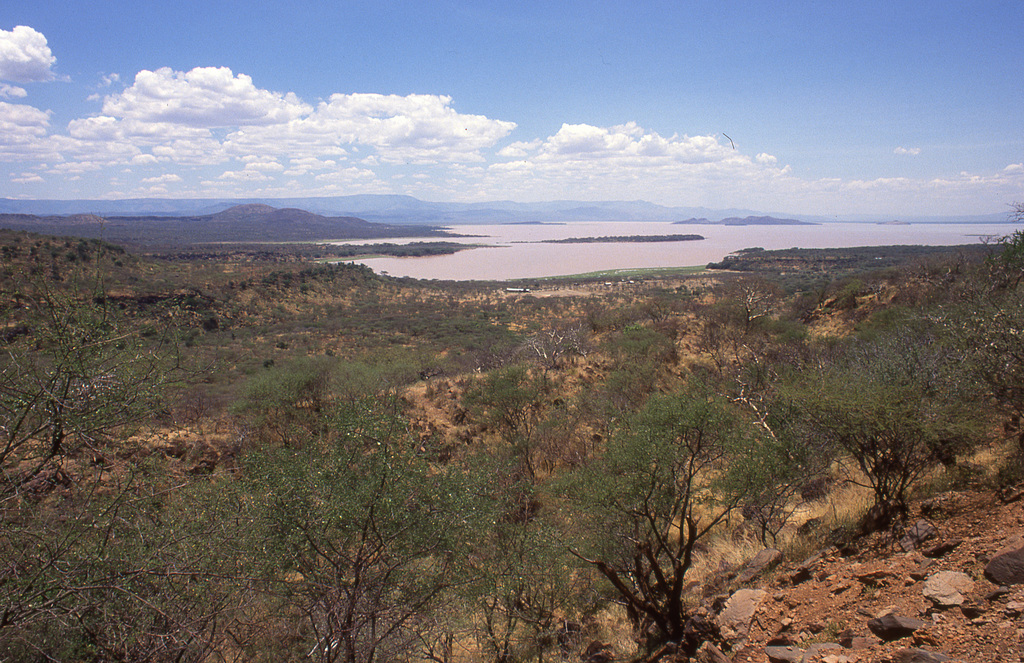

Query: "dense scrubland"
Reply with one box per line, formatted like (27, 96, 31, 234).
(2, 208, 1024, 662)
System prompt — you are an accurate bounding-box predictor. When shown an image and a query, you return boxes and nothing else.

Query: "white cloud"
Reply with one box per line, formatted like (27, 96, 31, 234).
(242, 159, 284, 172)
(282, 156, 337, 176)
(0, 52, 1015, 216)
(222, 92, 516, 163)
(0, 83, 26, 98)
(101, 66, 311, 127)
(497, 139, 541, 158)
(0, 26, 56, 83)
(100, 73, 120, 87)
(10, 171, 43, 184)
(0, 100, 50, 135)
(0, 101, 54, 160)
(217, 169, 271, 182)
(313, 166, 377, 184)
(141, 173, 182, 184)
(517, 122, 728, 165)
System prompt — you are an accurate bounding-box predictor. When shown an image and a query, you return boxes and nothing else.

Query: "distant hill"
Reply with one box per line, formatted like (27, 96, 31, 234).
(674, 215, 817, 226)
(0, 194, 1011, 226)
(0, 204, 453, 246)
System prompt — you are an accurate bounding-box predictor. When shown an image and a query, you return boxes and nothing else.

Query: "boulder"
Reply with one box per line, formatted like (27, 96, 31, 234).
(838, 628, 877, 649)
(765, 645, 804, 663)
(921, 539, 961, 559)
(789, 551, 824, 584)
(985, 542, 1024, 585)
(922, 570, 975, 607)
(899, 519, 937, 552)
(866, 614, 926, 641)
(736, 548, 783, 584)
(717, 588, 766, 644)
(889, 648, 950, 663)
(694, 641, 731, 663)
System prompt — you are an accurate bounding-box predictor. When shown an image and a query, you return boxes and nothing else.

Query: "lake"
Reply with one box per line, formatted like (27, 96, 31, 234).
(339, 221, 1022, 281)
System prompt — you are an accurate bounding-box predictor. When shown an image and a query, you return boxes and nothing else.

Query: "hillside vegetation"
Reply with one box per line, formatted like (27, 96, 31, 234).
(2, 209, 1024, 662)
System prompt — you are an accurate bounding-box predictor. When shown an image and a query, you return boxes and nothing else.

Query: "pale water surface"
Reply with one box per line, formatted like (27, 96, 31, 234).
(338, 222, 1022, 281)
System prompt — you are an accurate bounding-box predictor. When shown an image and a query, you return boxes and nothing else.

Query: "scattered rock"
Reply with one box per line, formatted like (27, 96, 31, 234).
(789, 552, 824, 585)
(837, 628, 878, 650)
(804, 642, 842, 661)
(909, 558, 934, 581)
(998, 485, 1024, 503)
(765, 645, 804, 663)
(922, 570, 975, 607)
(984, 585, 1011, 601)
(984, 541, 1024, 585)
(1004, 599, 1024, 617)
(717, 588, 766, 644)
(854, 568, 898, 587)
(921, 539, 961, 559)
(919, 493, 963, 518)
(889, 647, 950, 663)
(683, 609, 720, 653)
(900, 520, 937, 552)
(736, 548, 783, 584)
(768, 634, 797, 646)
(693, 641, 730, 663)
(959, 600, 985, 618)
(867, 614, 926, 641)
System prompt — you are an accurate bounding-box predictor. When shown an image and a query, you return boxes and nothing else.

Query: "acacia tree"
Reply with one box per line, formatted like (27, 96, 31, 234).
(790, 330, 984, 529)
(558, 386, 763, 648)
(1, 473, 251, 661)
(949, 208, 1024, 451)
(1, 284, 177, 500)
(463, 365, 546, 481)
(243, 397, 483, 663)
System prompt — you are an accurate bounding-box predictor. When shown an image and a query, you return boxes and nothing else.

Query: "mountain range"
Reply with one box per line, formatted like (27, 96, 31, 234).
(0, 195, 1010, 226)
(0, 203, 451, 246)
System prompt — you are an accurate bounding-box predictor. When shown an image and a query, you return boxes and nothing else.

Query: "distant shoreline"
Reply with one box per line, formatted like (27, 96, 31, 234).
(536, 234, 705, 244)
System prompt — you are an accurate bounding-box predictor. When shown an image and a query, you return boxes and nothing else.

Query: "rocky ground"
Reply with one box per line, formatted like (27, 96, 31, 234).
(668, 488, 1024, 663)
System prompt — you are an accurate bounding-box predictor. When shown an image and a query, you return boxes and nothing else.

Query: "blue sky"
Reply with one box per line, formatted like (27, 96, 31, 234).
(1, 0, 1021, 216)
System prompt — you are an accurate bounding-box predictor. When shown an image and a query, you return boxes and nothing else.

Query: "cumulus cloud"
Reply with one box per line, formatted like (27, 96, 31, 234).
(0, 26, 56, 83)
(102, 66, 311, 127)
(0, 100, 50, 134)
(459, 121, 799, 205)
(0, 101, 56, 161)
(0, 52, 1015, 215)
(141, 173, 182, 184)
(11, 171, 43, 184)
(222, 92, 516, 163)
(9, 67, 515, 170)
(217, 169, 271, 182)
(0, 83, 26, 98)
(497, 139, 541, 158)
(516, 122, 729, 165)
(131, 154, 160, 165)
(241, 159, 284, 172)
